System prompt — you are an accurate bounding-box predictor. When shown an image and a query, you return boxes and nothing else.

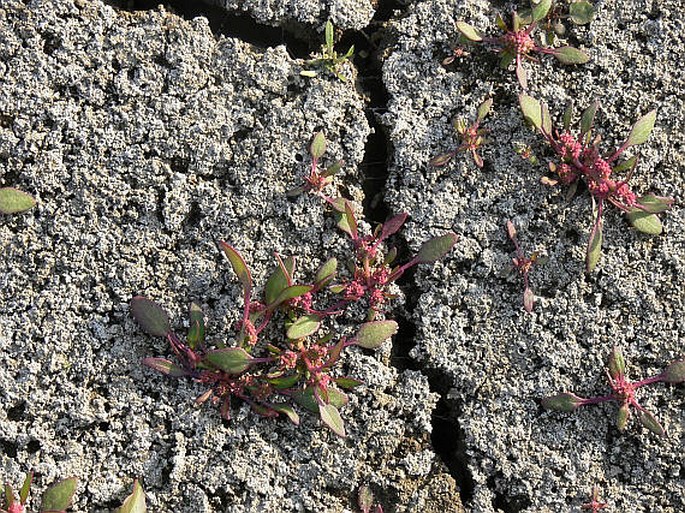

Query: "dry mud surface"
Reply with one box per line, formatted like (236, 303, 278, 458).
(0, 0, 683, 512)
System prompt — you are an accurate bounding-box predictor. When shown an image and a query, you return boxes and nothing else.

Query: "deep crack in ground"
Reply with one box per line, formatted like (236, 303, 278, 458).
(105, 0, 477, 509)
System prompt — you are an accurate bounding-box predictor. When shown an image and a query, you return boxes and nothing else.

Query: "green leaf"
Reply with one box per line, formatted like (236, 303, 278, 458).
(344, 200, 358, 239)
(612, 155, 637, 173)
(635, 194, 672, 213)
(607, 347, 626, 379)
(334, 377, 363, 389)
(541, 101, 552, 135)
(541, 392, 585, 412)
(586, 219, 602, 272)
(19, 472, 33, 504)
(531, 0, 553, 21)
(429, 153, 453, 167)
(218, 242, 252, 298)
(476, 98, 493, 123)
(353, 320, 398, 349)
(515, 59, 527, 90)
(187, 302, 205, 349)
(551, 46, 590, 64)
(580, 101, 600, 137)
(325, 20, 334, 50)
(625, 109, 657, 147)
(264, 256, 295, 305)
(358, 484, 375, 513)
(292, 386, 348, 412)
(310, 131, 327, 159)
(131, 297, 171, 337)
(117, 480, 146, 513)
(287, 314, 321, 339)
(456, 21, 483, 42)
(562, 102, 573, 131)
(0, 187, 36, 215)
(627, 209, 662, 235)
(319, 403, 346, 437)
(271, 403, 300, 425)
(315, 257, 337, 286)
(270, 284, 313, 310)
(499, 49, 515, 69)
(415, 233, 458, 264)
(5, 483, 16, 508)
(380, 213, 408, 241)
(266, 373, 301, 389)
(616, 403, 630, 431)
(40, 478, 77, 512)
(569, 1, 595, 24)
(519, 94, 543, 130)
(321, 160, 342, 177)
(663, 360, 685, 384)
(142, 358, 190, 377)
(638, 409, 666, 436)
(204, 347, 253, 374)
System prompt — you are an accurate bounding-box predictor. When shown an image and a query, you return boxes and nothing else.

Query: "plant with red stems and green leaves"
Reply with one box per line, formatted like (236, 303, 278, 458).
(431, 98, 492, 169)
(519, 94, 673, 271)
(132, 134, 457, 437)
(542, 347, 685, 436)
(456, 0, 589, 88)
(506, 220, 545, 313)
(581, 486, 608, 512)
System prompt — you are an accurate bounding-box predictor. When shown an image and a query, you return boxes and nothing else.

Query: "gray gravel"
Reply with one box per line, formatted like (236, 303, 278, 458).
(382, 0, 685, 511)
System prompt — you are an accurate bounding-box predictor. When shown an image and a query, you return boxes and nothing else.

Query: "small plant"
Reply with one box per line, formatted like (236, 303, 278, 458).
(357, 484, 384, 513)
(513, 141, 539, 165)
(542, 347, 685, 436)
(581, 486, 607, 512)
(133, 133, 457, 437)
(456, 0, 589, 88)
(519, 94, 673, 271)
(506, 220, 543, 313)
(536, 0, 595, 46)
(301, 20, 354, 82)
(286, 131, 343, 201)
(1, 472, 76, 513)
(430, 98, 492, 168)
(0, 188, 36, 215)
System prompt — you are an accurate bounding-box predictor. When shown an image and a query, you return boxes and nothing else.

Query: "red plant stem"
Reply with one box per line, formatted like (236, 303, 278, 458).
(579, 395, 615, 406)
(633, 374, 664, 388)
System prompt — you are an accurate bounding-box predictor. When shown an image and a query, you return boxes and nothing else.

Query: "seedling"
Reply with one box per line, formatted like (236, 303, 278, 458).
(1, 473, 76, 513)
(431, 98, 492, 168)
(286, 131, 343, 201)
(357, 485, 384, 513)
(456, 0, 589, 88)
(519, 94, 673, 271)
(542, 347, 685, 436)
(513, 141, 539, 165)
(0, 188, 35, 215)
(581, 486, 607, 512)
(506, 220, 544, 313)
(301, 20, 354, 82)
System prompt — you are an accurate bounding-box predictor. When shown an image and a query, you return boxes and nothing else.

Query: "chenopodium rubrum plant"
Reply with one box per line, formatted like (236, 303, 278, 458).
(506, 220, 546, 313)
(431, 98, 492, 168)
(542, 347, 685, 436)
(519, 95, 674, 271)
(133, 136, 457, 437)
(456, 0, 589, 89)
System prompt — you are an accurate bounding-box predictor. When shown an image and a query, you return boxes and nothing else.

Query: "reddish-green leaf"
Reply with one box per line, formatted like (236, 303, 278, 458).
(287, 314, 321, 339)
(519, 94, 543, 130)
(616, 403, 630, 431)
(19, 472, 33, 505)
(415, 233, 458, 264)
(476, 98, 493, 123)
(663, 360, 685, 384)
(456, 21, 483, 42)
(0, 187, 36, 215)
(612, 155, 638, 174)
(218, 242, 252, 297)
(292, 386, 348, 413)
(204, 347, 253, 374)
(627, 209, 662, 235)
(40, 478, 77, 512)
(315, 257, 337, 286)
(625, 109, 656, 147)
(271, 403, 300, 425)
(265, 255, 295, 305)
(187, 302, 205, 349)
(353, 320, 398, 349)
(270, 284, 313, 310)
(552, 46, 590, 64)
(586, 220, 602, 272)
(541, 392, 585, 412)
(531, 0, 553, 21)
(569, 0, 595, 24)
(266, 373, 300, 389)
(516, 59, 527, 90)
(580, 101, 600, 137)
(523, 287, 535, 313)
(562, 102, 573, 131)
(131, 297, 171, 337)
(635, 194, 672, 214)
(319, 403, 346, 437)
(638, 409, 666, 436)
(429, 153, 453, 167)
(142, 358, 190, 377)
(607, 347, 626, 379)
(358, 485, 374, 513)
(334, 377, 363, 389)
(117, 480, 146, 513)
(380, 213, 408, 241)
(310, 131, 327, 159)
